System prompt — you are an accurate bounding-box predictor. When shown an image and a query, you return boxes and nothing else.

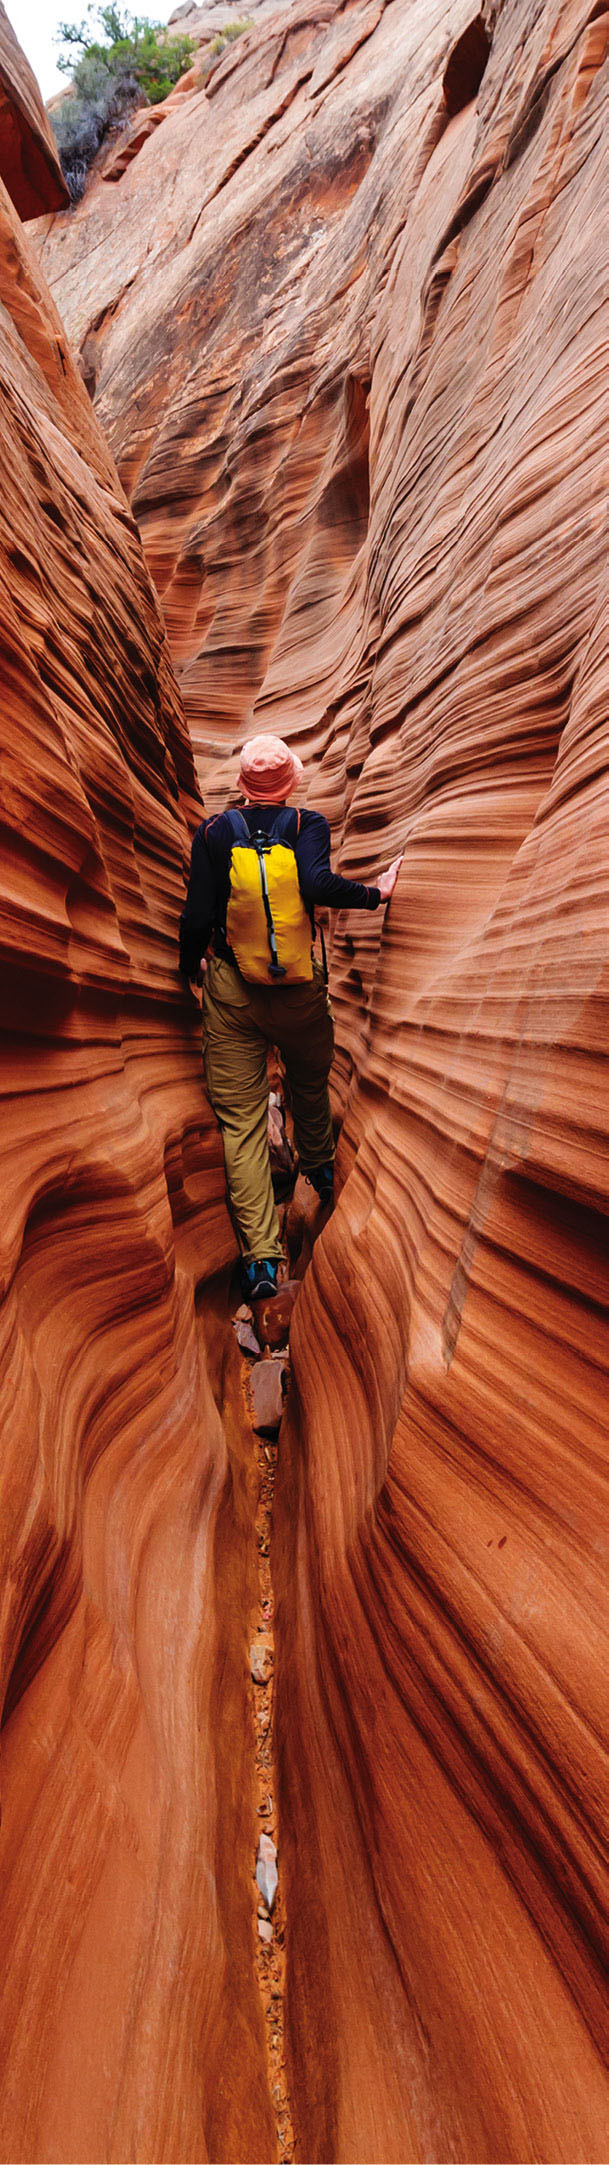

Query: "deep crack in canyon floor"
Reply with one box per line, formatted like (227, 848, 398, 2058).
(250, 1413, 295, 2165)
(199, 1266, 296, 2164)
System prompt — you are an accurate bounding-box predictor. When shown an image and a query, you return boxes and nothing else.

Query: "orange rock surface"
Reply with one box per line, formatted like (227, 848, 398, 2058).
(0, 56, 275, 2165)
(5, 0, 609, 2158)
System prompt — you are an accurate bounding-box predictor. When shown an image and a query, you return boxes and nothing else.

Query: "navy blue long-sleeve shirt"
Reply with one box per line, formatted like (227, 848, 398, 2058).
(179, 803, 381, 979)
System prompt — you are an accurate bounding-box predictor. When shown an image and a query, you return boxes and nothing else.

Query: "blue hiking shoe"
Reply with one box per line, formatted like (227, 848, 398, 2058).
(304, 1162, 334, 1205)
(242, 1258, 279, 1302)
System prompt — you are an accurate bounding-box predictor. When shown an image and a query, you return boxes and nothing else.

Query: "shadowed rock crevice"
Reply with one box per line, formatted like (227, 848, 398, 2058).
(0, 2, 68, 215)
(442, 13, 491, 116)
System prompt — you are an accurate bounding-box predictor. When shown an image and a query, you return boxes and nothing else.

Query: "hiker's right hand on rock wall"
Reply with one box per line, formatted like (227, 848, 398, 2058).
(378, 853, 403, 901)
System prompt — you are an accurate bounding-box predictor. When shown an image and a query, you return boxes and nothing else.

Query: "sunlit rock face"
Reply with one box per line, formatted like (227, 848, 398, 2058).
(0, 73, 279, 2165)
(29, 0, 610, 2158)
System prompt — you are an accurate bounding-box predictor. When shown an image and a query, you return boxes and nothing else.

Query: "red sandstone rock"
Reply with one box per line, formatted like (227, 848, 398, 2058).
(0, 2, 68, 215)
(0, 47, 272, 2165)
(250, 1356, 288, 1432)
(10, 0, 611, 2159)
(254, 1282, 301, 1350)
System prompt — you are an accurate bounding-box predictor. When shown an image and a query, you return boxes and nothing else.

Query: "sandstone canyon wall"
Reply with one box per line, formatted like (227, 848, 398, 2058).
(0, 0, 607, 2159)
(0, 1, 68, 217)
(0, 30, 278, 2165)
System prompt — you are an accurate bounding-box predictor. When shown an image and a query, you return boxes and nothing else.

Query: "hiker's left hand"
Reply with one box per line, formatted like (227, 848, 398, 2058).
(378, 852, 403, 901)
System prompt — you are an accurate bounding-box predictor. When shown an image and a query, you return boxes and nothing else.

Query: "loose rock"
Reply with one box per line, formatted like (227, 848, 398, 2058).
(235, 1318, 261, 1356)
(257, 1916, 273, 1945)
(250, 1358, 287, 1434)
(253, 1282, 300, 1351)
(250, 1640, 270, 1684)
(256, 1832, 278, 1911)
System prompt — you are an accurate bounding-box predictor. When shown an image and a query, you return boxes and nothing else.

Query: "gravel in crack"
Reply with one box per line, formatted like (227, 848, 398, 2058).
(237, 1330, 296, 2164)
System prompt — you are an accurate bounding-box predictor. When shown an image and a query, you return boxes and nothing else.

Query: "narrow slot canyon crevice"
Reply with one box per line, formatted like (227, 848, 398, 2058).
(198, 1237, 308, 2165)
(249, 1415, 295, 2165)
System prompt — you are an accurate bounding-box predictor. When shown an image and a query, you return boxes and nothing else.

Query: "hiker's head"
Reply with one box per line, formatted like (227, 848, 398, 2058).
(238, 734, 304, 804)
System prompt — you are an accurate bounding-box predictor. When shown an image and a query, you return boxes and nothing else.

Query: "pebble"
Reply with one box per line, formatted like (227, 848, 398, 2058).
(250, 1641, 270, 1684)
(257, 1916, 273, 1945)
(235, 1318, 261, 1356)
(256, 1831, 278, 1911)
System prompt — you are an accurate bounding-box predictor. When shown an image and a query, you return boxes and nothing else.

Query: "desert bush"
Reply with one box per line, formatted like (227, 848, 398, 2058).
(209, 19, 252, 52)
(51, 5, 194, 198)
(198, 18, 251, 81)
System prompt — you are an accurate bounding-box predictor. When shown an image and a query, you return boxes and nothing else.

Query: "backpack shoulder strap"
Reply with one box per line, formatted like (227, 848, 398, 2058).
(269, 805, 300, 845)
(222, 808, 250, 844)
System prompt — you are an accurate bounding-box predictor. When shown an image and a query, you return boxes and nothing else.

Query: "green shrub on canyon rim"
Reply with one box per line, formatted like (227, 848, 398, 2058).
(50, 5, 195, 198)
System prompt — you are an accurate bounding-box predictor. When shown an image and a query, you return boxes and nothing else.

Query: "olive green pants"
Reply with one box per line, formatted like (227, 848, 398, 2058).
(202, 955, 335, 1262)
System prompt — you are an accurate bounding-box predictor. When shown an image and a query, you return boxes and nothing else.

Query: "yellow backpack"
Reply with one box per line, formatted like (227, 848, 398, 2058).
(223, 808, 314, 984)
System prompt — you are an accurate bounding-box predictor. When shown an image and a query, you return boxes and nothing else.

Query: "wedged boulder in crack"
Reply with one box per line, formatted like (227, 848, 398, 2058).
(250, 1638, 272, 1684)
(253, 1282, 301, 1351)
(250, 1358, 288, 1434)
(256, 1832, 279, 1912)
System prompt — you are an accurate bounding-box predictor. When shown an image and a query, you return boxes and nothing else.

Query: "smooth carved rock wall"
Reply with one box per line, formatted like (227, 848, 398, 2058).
(0, 0, 68, 215)
(32, 0, 610, 2158)
(0, 140, 280, 2165)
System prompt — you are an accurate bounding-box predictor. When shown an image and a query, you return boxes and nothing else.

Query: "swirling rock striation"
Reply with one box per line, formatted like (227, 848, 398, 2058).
(22, 0, 611, 2158)
(0, 60, 275, 2165)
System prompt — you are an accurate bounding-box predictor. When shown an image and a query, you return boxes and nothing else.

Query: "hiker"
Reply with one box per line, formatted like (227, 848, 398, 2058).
(179, 733, 402, 1300)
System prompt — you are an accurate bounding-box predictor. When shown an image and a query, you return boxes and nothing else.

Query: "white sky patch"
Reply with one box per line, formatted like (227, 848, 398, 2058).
(5, 0, 178, 101)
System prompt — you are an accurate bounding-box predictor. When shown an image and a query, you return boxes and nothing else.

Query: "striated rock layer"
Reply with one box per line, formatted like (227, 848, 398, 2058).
(0, 44, 276, 2165)
(20, 0, 611, 2157)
